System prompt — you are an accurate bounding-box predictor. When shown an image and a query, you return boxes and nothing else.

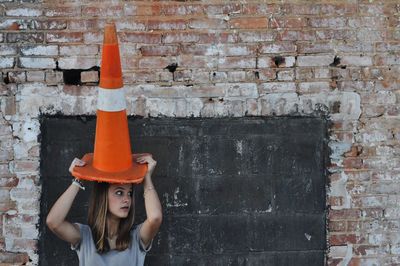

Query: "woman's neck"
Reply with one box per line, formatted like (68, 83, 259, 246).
(106, 215, 120, 238)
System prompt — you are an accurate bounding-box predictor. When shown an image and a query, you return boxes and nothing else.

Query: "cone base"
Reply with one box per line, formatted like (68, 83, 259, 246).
(71, 153, 148, 184)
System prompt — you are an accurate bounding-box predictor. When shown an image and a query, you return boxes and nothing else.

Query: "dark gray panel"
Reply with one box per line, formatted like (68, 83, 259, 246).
(39, 117, 327, 266)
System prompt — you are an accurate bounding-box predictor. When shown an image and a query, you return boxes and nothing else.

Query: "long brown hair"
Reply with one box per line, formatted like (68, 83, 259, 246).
(87, 182, 135, 253)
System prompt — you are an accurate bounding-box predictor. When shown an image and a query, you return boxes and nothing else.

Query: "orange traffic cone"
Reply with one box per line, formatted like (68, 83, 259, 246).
(71, 22, 147, 184)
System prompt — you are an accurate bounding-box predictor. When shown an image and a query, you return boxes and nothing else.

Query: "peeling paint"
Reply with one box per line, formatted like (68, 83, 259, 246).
(330, 172, 351, 209)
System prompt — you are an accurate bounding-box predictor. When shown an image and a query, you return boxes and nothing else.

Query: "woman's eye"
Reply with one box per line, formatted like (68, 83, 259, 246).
(128, 191, 133, 197)
(116, 191, 123, 196)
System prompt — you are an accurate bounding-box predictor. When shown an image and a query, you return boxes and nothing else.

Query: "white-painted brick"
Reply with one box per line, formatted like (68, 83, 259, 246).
(0, 45, 17, 55)
(59, 45, 99, 56)
(299, 81, 331, 93)
(0, 57, 15, 68)
(217, 83, 258, 98)
(341, 55, 373, 66)
(19, 57, 56, 69)
(6, 8, 42, 17)
(297, 55, 334, 66)
(259, 82, 296, 94)
(20, 45, 58, 56)
(260, 93, 299, 116)
(58, 57, 98, 69)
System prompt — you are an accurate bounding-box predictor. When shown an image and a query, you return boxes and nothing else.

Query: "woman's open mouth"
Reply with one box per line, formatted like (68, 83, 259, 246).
(121, 206, 129, 212)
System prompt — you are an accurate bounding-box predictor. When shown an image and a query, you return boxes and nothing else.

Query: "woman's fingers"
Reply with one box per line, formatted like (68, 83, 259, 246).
(69, 158, 86, 173)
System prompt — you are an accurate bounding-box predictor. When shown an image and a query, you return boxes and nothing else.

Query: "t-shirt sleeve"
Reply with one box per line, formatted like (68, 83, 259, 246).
(70, 223, 83, 251)
(134, 223, 153, 253)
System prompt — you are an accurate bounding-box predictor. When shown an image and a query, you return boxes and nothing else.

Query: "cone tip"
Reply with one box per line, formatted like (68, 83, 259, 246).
(103, 22, 118, 45)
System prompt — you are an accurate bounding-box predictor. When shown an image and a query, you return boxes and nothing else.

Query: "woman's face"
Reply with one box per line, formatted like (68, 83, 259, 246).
(107, 184, 133, 219)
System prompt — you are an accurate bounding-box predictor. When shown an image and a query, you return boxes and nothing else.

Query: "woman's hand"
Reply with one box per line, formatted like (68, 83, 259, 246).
(68, 158, 86, 174)
(135, 153, 157, 177)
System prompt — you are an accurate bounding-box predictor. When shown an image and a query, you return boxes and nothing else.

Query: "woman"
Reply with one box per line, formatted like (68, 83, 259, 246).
(46, 154, 162, 266)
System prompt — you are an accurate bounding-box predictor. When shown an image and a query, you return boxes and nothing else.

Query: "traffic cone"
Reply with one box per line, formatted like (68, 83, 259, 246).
(71, 22, 147, 184)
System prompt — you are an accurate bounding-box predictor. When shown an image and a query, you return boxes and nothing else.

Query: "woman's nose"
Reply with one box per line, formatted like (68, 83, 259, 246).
(123, 195, 130, 202)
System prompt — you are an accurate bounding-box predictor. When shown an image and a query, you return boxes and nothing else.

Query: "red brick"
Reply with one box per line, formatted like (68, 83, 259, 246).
(270, 17, 308, 29)
(330, 234, 359, 245)
(242, 4, 279, 15)
(347, 221, 361, 232)
(329, 220, 346, 232)
(343, 158, 364, 169)
(229, 17, 268, 29)
(329, 209, 360, 220)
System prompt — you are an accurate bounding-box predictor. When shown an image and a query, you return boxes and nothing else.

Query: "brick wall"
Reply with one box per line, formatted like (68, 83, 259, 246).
(0, 0, 399, 265)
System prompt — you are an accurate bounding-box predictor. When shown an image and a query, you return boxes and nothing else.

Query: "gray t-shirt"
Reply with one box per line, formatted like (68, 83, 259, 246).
(71, 223, 151, 266)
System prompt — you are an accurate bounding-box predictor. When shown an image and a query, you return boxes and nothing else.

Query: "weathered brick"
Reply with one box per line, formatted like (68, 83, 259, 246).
(259, 82, 296, 94)
(139, 45, 178, 56)
(309, 17, 347, 28)
(218, 57, 256, 69)
(80, 71, 98, 83)
(44, 6, 81, 17)
(7, 33, 44, 43)
(259, 56, 295, 68)
(58, 57, 97, 70)
(341, 56, 373, 66)
(19, 57, 56, 69)
(238, 31, 276, 42)
(297, 55, 335, 67)
(117, 19, 147, 31)
(81, 5, 123, 17)
(59, 45, 98, 56)
(138, 57, 174, 69)
(0, 57, 14, 68)
(188, 18, 226, 30)
(229, 17, 268, 29)
(260, 42, 296, 54)
(148, 19, 186, 31)
(270, 17, 308, 28)
(26, 71, 44, 82)
(121, 32, 161, 44)
(299, 81, 331, 93)
(161, 3, 204, 16)
(6, 8, 42, 17)
(20, 45, 58, 56)
(46, 32, 83, 43)
(0, 45, 17, 55)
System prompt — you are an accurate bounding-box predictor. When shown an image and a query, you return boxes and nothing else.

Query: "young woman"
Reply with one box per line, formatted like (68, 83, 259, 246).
(46, 154, 162, 266)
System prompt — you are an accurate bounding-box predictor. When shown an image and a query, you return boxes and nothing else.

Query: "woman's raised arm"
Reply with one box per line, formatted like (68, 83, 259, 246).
(46, 158, 85, 246)
(136, 154, 163, 248)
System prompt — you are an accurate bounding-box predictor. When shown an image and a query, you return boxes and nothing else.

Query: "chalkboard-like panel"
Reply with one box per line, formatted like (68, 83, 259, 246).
(39, 117, 327, 266)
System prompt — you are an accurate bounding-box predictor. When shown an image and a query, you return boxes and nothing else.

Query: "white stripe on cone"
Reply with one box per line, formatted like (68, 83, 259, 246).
(97, 87, 127, 112)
